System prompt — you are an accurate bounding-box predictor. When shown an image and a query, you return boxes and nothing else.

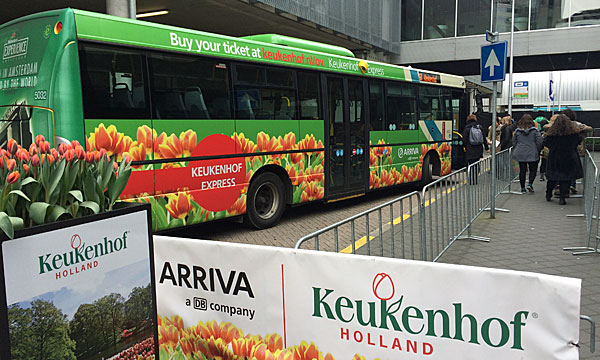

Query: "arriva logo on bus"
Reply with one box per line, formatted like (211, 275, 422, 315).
(312, 273, 530, 354)
(398, 147, 420, 158)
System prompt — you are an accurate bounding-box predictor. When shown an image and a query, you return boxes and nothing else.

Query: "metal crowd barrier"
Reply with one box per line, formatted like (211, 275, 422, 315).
(295, 191, 423, 260)
(296, 150, 517, 262)
(420, 168, 471, 261)
(565, 150, 600, 255)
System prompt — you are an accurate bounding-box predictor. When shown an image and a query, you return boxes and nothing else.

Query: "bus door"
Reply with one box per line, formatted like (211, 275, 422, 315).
(325, 76, 367, 197)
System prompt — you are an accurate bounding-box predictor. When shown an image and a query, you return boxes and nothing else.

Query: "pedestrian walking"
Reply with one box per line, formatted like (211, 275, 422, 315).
(462, 114, 489, 184)
(512, 114, 543, 193)
(487, 116, 502, 151)
(537, 115, 550, 181)
(499, 116, 515, 151)
(560, 108, 592, 194)
(543, 114, 584, 205)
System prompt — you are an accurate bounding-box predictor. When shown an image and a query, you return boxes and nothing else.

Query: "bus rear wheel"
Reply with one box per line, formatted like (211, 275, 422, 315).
(245, 172, 285, 229)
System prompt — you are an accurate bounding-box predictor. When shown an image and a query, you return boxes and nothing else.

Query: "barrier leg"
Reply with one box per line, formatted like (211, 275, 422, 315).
(579, 315, 596, 353)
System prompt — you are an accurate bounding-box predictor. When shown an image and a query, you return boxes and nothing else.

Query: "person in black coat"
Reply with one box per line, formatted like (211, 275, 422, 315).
(462, 114, 489, 184)
(543, 114, 583, 205)
(462, 114, 490, 163)
(499, 116, 515, 151)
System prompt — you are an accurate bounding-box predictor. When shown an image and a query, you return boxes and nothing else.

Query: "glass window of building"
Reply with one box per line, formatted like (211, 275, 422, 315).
(570, 3, 600, 27)
(458, 0, 491, 36)
(401, 0, 423, 41)
(424, 0, 456, 39)
(494, 0, 530, 32)
(531, 0, 569, 30)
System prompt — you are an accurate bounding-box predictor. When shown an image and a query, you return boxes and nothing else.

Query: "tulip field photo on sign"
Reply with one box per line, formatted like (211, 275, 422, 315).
(153, 236, 581, 360)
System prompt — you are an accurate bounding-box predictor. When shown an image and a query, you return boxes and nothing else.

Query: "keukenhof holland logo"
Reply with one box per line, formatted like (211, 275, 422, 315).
(38, 230, 130, 280)
(311, 273, 531, 357)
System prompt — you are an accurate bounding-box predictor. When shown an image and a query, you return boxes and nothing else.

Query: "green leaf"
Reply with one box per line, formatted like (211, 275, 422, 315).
(83, 172, 100, 203)
(159, 348, 169, 360)
(68, 190, 83, 202)
(168, 218, 184, 228)
(30, 202, 51, 225)
(66, 163, 79, 191)
(109, 167, 131, 205)
(70, 202, 80, 218)
(9, 216, 24, 230)
(49, 205, 69, 222)
(100, 158, 114, 190)
(20, 177, 38, 187)
(47, 159, 66, 199)
(80, 201, 100, 214)
(8, 190, 30, 202)
(0, 212, 14, 239)
(150, 197, 168, 230)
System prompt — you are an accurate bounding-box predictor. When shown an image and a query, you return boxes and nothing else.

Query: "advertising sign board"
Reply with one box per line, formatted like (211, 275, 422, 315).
(154, 236, 581, 360)
(0, 204, 157, 360)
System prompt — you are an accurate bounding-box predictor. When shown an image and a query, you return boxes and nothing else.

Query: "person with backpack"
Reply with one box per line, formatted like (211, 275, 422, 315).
(462, 114, 489, 184)
(512, 114, 543, 193)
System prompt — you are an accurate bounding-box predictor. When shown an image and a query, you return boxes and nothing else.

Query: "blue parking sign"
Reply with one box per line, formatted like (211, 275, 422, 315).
(481, 41, 507, 82)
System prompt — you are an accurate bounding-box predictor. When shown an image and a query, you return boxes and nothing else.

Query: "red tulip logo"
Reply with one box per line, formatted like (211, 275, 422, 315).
(372, 273, 395, 300)
(71, 234, 82, 249)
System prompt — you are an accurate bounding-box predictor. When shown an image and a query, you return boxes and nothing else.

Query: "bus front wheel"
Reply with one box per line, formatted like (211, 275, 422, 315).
(245, 172, 285, 229)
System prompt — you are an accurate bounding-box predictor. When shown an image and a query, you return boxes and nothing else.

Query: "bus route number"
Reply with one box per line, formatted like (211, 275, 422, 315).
(34, 90, 47, 100)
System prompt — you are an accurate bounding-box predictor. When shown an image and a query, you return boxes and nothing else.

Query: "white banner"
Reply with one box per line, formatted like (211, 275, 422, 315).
(154, 236, 581, 360)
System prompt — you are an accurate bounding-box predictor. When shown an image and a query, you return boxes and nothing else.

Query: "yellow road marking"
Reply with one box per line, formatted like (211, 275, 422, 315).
(340, 236, 374, 253)
(339, 185, 458, 253)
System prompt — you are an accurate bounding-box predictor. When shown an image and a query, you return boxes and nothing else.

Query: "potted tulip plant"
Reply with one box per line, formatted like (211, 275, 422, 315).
(0, 135, 132, 238)
(0, 136, 158, 360)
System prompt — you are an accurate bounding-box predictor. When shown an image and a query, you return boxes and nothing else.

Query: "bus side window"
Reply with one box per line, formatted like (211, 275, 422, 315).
(234, 65, 296, 120)
(419, 86, 446, 121)
(79, 44, 149, 119)
(369, 80, 385, 130)
(298, 72, 321, 120)
(149, 53, 231, 119)
(386, 82, 417, 130)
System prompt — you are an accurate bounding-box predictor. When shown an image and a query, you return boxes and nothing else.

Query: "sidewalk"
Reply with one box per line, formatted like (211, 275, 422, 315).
(438, 179, 599, 359)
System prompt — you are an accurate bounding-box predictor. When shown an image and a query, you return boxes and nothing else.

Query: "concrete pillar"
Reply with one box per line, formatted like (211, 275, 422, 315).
(106, 0, 136, 19)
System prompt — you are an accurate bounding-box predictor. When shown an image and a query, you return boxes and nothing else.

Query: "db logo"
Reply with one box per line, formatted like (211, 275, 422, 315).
(70, 234, 82, 249)
(372, 273, 395, 300)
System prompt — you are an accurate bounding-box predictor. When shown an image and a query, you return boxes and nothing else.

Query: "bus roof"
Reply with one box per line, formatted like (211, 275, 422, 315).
(3, 8, 465, 89)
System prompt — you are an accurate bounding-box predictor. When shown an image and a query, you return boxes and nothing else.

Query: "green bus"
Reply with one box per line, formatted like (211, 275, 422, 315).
(0, 8, 466, 231)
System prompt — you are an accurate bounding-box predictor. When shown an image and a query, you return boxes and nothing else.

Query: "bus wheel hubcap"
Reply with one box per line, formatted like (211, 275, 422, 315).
(255, 182, 278, 220)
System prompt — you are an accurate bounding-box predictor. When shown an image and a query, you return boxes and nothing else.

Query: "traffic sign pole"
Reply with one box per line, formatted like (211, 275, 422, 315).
(481, 37, 507, 220)
(491, 81, 497, 219)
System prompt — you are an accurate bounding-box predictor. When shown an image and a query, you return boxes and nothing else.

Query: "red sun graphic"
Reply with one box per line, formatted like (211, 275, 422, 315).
(70, 234, 82, 249)
(372, 273, 395, 300)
